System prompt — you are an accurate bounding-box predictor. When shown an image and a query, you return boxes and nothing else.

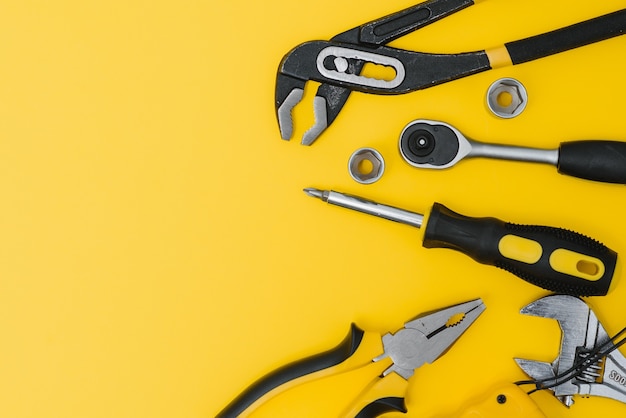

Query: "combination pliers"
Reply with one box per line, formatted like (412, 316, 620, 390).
(275, 0, 626, 145)
(216, 298, 485, 418)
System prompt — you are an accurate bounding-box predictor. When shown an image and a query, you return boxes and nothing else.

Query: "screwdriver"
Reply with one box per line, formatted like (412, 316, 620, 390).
(304, 188, 617, 296)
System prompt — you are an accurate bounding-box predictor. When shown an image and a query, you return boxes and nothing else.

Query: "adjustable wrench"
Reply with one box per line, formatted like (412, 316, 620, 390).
(516, 294, 626, 407)
(399, 119, 626, 184)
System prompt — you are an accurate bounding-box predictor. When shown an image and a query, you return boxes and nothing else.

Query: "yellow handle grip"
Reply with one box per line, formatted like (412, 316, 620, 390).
(221, 327, 395, 418)
(447, 383, 547, 418)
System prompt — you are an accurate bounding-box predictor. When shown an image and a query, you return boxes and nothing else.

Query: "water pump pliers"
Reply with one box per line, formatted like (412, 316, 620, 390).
(275, 0, 626, 145)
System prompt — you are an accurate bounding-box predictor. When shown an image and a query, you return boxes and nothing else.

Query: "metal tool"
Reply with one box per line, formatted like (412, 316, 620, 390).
(276, 1, 626, 144)
(304, 188, 617, 295)
(399, 119, 626, 184)
(216, 298, 485, 418)
(486, 78, 528, 118)
(515, 294, 626, 407)
(348, 147, 385, 184)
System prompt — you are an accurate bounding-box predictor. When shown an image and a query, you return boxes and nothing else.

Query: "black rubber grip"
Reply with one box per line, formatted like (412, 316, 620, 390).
(355, 397, 408, 418)
(216, 324, 365, 418)
(422, 203, 617, 296)
(557, 140, 626, 184)
(505, 9, 626, 65)
(359, 0, 475, 45)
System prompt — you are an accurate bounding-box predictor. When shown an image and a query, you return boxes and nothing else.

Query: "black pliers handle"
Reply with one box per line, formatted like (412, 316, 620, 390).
(276, 0, 626, 144)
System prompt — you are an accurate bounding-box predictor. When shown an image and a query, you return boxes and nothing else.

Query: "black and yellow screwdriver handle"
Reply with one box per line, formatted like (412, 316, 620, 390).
(216, 325, 409, 418)
(423, 203, 618, 296)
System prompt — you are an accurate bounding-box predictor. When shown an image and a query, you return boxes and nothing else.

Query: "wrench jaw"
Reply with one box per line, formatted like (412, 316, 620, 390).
(516, 294, 626, 407)
(517, 295, 593, 406)
(276, 46, 359, 145)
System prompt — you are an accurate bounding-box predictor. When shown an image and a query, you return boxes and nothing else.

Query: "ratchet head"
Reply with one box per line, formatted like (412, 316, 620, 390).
(374, 298, 485, 379)
(399, 119, 472, 169)
(515, 294, 626, 407)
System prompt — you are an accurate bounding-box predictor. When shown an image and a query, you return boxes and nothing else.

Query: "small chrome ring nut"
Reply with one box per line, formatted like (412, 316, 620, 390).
(487, 78, 528, 118)
(348, 148, 385, 184)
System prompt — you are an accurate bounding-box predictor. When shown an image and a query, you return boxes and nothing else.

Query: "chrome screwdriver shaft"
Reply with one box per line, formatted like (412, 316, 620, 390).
(304, 188, 424, 228)
(303, 187, 618, 296)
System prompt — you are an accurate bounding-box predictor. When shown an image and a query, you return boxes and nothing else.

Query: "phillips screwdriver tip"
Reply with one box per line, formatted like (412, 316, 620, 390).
(303, 188, 324, 200)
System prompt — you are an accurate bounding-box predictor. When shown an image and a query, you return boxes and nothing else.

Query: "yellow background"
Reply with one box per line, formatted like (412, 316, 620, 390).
(1, 1, 626, 417)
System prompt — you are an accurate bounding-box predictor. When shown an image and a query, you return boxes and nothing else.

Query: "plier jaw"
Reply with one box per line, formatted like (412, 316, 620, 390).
(275, 41, 370, 145)
(275, 72, 305, 141)
(375, 298, 486, 379)
(275, 40, 490, 144)
(275, 2, 626, 145)
(274, 0, 481, 145)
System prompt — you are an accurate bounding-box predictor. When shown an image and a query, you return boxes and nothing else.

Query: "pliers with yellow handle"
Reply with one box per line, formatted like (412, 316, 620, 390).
(216, 298, 486, 418)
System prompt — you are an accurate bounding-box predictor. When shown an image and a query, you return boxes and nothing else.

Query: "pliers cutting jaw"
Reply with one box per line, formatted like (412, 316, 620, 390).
(515, 294, 626, 407)
(375, 297, 486, 379)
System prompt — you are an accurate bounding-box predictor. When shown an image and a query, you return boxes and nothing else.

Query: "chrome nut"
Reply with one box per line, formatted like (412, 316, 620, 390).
(348, 148, 385, 184)
(487, 78, 528, 118)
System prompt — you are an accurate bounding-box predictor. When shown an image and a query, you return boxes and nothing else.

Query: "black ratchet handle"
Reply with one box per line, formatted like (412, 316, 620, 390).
(359, 0, 475, 45)
(423, 203, 618, 296)
(557, 140, 626, 184)
(505, 9, 626, 65)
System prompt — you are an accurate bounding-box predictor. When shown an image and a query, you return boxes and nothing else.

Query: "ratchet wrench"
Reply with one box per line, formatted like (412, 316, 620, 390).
(399, 119, 626, 184)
